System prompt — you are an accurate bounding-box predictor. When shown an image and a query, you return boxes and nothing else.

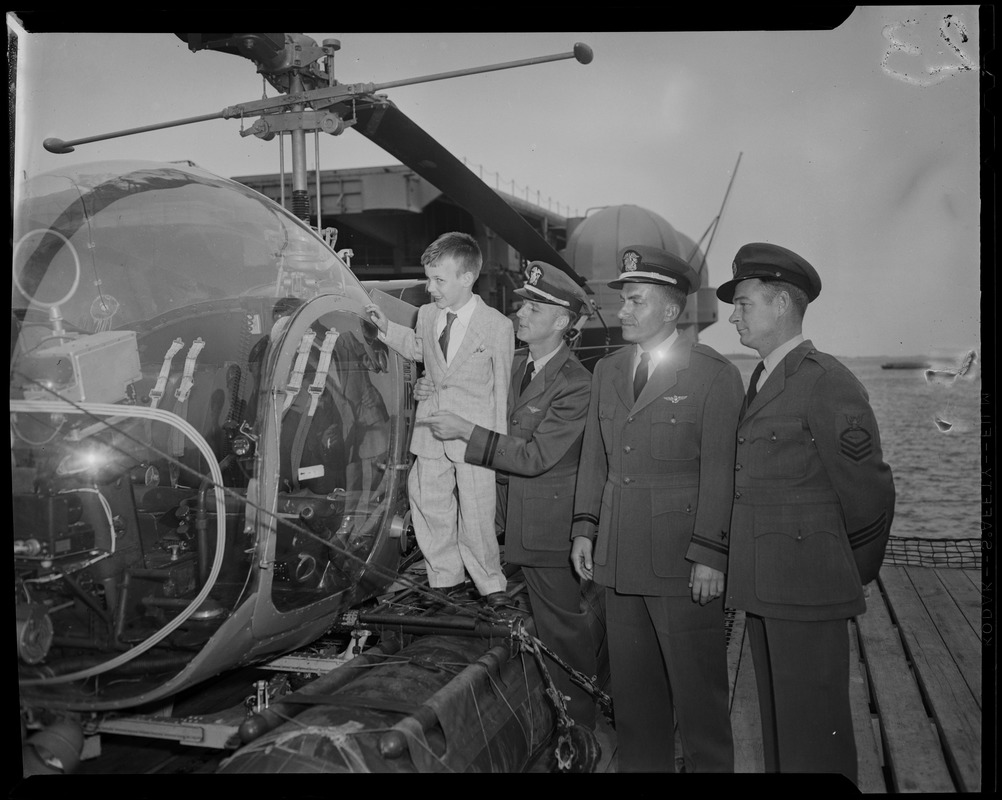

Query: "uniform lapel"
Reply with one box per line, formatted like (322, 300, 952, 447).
(742, 340, 813, 420)
(516, 343, 569, 409)
(509, 350, 528, 411)
(612, 348, 636, 410)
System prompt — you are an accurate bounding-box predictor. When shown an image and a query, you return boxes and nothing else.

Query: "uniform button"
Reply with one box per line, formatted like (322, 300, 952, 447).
(624, 477, 632, 484)
(627, 417, 634, 423)
(735, 463, 742, 471)
(737, 436, 745, 444)
(734, 491, 742, 499)
(624, 445, 632, 453)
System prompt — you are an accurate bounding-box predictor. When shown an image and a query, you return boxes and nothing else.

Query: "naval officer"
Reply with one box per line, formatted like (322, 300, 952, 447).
(570, 245, 743, 772)
(717, 242, 895, 783)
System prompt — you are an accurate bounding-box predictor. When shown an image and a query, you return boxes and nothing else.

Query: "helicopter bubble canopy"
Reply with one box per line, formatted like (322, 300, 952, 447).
(12, 159, 369, 334)
(12, 160, 410, 711)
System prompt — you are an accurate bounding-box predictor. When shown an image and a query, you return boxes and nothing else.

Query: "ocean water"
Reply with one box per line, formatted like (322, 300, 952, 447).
(732, 353, 982, 542)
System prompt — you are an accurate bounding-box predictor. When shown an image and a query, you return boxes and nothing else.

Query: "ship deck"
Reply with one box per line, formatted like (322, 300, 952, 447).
(43, 556, 986, 785)
(592, 562, 985, 791)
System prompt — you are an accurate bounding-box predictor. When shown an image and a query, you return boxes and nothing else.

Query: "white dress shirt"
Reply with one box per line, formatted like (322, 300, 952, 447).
(436, 295, 478, 363)
(633, 329, 680, 383)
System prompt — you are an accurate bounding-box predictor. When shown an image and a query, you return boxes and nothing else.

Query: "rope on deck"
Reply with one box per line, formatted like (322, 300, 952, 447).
(882, 535, 981, 569)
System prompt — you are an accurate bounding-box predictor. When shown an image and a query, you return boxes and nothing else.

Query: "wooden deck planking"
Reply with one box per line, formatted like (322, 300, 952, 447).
(727, 612, 764, 774)
(848, 617, 888, 793)
(878, 567, 982, 793)
(934, 567, 982, 638)
(885, 569, 977, 709)
(726, 608, 745, 703)
(855, 576, 956, 793)
(961, 569, 980, 591)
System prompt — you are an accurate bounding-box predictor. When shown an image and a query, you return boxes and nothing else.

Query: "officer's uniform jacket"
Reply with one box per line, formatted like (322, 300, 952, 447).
(383, 296, 513, 463)
(465, 343, 591, 567)
(726, 340, 895, 621)
(571, 338, 744, 595)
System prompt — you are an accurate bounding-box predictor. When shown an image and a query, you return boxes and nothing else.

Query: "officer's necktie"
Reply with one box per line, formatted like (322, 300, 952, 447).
(519, 361, 535, 395)
(633, 351, 650, 401)
(746, 361, 765, 405)
(439, 312, 457, 358)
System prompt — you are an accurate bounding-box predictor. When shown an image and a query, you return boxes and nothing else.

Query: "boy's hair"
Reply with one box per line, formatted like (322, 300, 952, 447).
(421, 232, 483, 279)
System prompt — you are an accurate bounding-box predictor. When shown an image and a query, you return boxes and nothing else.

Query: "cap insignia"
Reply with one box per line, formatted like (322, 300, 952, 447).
(527, 264, 543, 286)
(623, 250, 640, 272)
(732, 260, 738, 277)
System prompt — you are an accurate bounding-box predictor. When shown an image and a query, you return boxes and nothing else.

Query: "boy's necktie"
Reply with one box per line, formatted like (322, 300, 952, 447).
(439, 312, 457, 358)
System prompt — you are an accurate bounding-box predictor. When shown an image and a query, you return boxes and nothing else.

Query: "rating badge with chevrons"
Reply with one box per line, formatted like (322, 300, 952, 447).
(838, 413, 873, 462)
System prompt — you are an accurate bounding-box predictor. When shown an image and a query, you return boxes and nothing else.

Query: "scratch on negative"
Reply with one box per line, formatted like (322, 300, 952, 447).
(880, 14, 975, 87)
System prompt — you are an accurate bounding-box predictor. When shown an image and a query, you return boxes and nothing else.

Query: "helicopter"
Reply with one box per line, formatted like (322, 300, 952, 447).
(13, 32, 603, 768)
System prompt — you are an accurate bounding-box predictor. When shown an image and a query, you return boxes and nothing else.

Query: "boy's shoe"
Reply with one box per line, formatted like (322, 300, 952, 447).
(441, 581, 474, 600)
(483, 591, 509, 609)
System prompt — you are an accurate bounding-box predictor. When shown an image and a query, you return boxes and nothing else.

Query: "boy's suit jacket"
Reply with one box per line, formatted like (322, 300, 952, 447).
(383, 295, 513, 462)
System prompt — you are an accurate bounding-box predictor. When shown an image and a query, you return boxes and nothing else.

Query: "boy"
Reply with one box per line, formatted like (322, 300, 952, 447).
(365, 232, 514, 607)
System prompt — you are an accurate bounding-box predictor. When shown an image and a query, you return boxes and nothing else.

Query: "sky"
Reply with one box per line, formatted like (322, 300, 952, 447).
(8, 8, 986, 358)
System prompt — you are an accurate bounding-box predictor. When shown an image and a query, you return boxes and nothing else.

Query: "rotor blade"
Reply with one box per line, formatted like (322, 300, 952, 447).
(352, 99, 589, 291)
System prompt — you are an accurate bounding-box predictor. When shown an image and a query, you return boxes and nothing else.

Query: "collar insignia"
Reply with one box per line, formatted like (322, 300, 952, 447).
(623, 250, 640, 272)
(664, 395, 688, 403)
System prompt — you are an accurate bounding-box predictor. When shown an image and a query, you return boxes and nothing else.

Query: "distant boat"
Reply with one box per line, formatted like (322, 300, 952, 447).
(881, 361, 930, 370)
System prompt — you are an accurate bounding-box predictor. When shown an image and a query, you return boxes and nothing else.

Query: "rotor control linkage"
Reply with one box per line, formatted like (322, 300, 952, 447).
(43, 42, 593, 154)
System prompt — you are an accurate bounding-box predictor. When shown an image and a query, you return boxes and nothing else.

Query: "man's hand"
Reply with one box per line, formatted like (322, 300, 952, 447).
(689, 563, 724, 605)
(571, 537, 594, 582)
(364, 303, 388, 334)
(413, 376, 435, 402)
(422, 410, 475, 442)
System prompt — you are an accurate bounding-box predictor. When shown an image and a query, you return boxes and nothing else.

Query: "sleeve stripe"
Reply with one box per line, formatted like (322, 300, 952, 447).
(573, 512, 599, 525)
(691, 534, 728, 556)
(850, 527, 887, 549)
(484, 430, 500, 468)
(848, 512, 888, 549)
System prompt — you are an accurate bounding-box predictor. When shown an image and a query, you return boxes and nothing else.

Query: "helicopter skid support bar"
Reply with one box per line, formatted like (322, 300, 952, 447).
(356, 611, 520, 640)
